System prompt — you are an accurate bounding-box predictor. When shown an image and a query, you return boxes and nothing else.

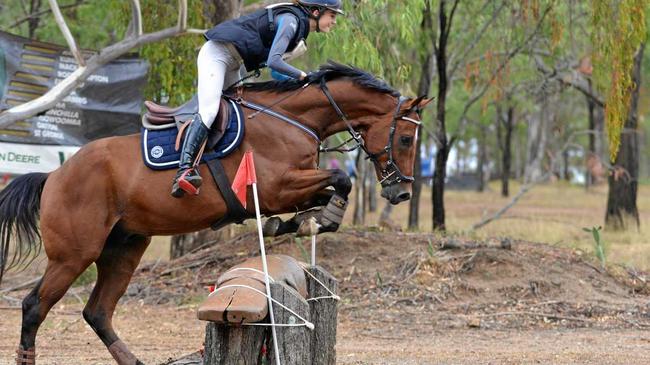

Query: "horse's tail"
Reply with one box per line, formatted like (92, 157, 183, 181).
(0, 173, 49, 286)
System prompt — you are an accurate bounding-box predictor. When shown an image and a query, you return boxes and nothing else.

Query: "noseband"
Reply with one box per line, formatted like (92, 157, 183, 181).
(319, 78, 420, 187)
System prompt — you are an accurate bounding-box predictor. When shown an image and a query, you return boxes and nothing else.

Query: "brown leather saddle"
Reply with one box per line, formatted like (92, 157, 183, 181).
(142, 95, 232, 149)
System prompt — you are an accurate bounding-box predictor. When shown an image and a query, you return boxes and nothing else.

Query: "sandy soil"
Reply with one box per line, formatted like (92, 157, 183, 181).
(2, 230, 650, 364)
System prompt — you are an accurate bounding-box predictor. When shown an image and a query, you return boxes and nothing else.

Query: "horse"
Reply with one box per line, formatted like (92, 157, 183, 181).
(0, 62, 430, 365)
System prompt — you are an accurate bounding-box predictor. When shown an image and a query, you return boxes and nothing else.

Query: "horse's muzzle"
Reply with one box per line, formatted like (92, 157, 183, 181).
(381, 183, 411, 205)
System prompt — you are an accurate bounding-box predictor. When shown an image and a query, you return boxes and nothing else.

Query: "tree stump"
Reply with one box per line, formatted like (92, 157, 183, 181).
(306, 266, 338, 365)
(267, 283, 311, 365)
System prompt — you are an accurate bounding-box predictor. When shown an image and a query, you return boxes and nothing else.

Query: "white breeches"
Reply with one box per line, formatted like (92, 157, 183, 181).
(197, 41, 243, 128)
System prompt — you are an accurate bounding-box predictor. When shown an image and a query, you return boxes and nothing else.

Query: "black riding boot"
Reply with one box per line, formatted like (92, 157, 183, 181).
(171, 115, 209, 198)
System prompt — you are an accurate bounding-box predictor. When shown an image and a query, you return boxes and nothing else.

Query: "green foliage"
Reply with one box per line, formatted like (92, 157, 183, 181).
(110, 0, 209, 105)
(307, 0, 426, 93)
(73, 264, 97, 287)
(1, 0, 120, 48)
(591, 0, 647, 161)
(582, 226, 606, 268)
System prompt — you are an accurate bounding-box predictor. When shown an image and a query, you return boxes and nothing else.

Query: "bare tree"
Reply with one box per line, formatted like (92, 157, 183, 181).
(0, 0, 200, 130)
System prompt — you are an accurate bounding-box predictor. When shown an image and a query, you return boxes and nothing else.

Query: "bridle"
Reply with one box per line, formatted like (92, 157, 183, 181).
(318, 78, 421, 187)
(235, 75, 421, 187)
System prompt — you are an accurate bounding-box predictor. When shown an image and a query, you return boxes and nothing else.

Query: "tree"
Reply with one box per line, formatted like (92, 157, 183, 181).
(430, 0, 552, 230)
(605, 43, 645, 230)
(0, 0, 198, 129)
(592, 1, 647, 231)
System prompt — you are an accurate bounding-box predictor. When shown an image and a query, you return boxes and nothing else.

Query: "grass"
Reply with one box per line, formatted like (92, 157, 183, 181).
(338, 181, 650, 271)
(7, 179, 643, 272)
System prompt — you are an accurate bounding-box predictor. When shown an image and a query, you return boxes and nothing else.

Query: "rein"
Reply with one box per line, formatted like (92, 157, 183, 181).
(318, 78, 420, 187)
(234, 76, 420, 187)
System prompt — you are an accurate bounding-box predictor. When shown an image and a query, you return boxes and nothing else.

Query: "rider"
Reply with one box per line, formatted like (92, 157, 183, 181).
(171, 0, 344, 198)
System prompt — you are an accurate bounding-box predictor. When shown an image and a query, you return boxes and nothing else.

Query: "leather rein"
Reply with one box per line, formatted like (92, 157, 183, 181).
(235, 77, 421, 187)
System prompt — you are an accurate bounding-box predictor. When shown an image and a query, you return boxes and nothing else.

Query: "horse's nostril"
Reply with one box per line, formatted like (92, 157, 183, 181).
(398, 192, 410, 202)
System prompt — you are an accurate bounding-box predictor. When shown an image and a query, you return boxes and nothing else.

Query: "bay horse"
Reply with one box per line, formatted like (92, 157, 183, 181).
(0, 62, 430, 365)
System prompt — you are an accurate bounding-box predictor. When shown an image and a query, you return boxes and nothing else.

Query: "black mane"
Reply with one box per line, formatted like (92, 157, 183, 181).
(241, 61, 400, 97)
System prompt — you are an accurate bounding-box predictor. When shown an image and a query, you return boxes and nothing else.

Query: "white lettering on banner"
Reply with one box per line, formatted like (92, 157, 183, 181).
(0, 152, 41, 164)
(56, 69, 109, 84)
(62, 94, 87, 105)
(38, 114, 81, 126)
(0, 142, 81, 174)
(41, 130, 65, 140)
(45, 109, 79, 119)
(36, 122, 60, 131)
(59, 62, 78, 71)
(59, 56, 77, 64)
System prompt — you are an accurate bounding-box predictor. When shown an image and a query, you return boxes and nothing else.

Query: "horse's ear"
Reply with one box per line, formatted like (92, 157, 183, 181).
(416, 96, 434, 109)
(404, 96, 434, 112)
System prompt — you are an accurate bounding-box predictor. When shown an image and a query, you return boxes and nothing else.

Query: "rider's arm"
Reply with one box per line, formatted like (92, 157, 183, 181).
(266, 13, 307, 80)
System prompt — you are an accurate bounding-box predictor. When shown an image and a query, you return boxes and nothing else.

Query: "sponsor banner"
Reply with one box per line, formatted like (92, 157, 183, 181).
(0, 31, 148, 146)
(0, 141, 79, 174)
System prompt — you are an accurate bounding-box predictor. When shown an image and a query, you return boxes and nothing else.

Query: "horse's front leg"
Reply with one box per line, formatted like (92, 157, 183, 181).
(263, 169, 351, 237)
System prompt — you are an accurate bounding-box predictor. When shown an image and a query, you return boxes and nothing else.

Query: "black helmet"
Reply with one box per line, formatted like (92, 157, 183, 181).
(297, 0, 345, 15)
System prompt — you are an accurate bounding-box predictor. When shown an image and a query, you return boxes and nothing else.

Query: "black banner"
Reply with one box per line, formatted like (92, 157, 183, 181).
(0, 31, 148, 146)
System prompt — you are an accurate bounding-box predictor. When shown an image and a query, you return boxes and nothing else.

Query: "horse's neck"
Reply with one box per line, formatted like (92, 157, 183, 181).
(246, 85, 372, 140)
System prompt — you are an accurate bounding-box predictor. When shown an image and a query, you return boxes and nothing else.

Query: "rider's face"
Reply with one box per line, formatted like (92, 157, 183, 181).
(317, 10, 338, 33)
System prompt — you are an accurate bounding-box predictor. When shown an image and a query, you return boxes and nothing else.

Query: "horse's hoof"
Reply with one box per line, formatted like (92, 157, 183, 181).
(296, 217, 320, 237)
(263, 217, 282, 237)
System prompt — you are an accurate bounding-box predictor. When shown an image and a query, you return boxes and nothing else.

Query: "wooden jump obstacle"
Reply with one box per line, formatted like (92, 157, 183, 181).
(201, 262, 339, 365)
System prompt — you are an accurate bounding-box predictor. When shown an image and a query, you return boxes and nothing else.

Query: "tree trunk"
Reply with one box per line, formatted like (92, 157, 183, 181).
(605, 43, 645, 231)
(409, 0, 434, 230)
(203, 0, 243, 24)
(585, 80, 605, 188)
(28, 0, 43, 39)
(367, 172, 377, 213)
(170, 229, 224, 259)
(524, 97, 550, 184)
(170, 0, 242, 258)
(432, 0, 455, 231)
(476, 123, 487, 193)
(501, 105, 514, 197)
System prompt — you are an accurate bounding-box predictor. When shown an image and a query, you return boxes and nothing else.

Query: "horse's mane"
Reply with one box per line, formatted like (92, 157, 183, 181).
(241, 61, 401, 97)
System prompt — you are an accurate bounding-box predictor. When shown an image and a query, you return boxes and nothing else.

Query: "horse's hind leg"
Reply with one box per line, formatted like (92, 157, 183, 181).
(83, 229, 150, 365)
(18, 245, 100, 364)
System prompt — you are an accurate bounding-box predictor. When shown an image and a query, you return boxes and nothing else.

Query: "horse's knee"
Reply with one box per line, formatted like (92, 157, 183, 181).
(331, 169, 352, 196)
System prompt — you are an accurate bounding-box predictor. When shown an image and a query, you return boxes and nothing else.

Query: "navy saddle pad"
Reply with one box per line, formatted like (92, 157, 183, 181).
(141, 99, 244, 170)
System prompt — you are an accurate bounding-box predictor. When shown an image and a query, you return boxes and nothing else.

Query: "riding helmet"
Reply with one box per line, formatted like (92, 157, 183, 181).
(297, 0, 345, 15)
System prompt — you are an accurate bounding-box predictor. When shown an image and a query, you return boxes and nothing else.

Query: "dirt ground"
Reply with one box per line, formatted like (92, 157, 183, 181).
(2, 229, 650, 364)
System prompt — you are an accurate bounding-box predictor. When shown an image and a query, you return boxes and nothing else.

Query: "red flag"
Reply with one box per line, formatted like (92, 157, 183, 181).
(231, 151, 257, 208)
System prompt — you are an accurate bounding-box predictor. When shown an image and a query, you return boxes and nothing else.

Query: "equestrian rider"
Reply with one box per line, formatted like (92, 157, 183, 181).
(171, 0, 344, 198)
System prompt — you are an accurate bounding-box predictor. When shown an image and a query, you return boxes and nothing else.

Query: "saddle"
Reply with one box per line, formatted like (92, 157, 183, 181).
(143, 95, 231, 149)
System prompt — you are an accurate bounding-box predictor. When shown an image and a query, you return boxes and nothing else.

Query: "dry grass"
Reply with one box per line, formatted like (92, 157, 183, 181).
(347, 181, 650, 271)
(3, 179, 646, 271)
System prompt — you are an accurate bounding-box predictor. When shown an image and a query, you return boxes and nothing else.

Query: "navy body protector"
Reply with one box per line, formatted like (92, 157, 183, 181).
(204, 5, 310, 72)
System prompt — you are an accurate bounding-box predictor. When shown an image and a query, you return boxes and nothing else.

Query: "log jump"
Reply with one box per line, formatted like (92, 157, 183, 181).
(198, 255, 339, 365)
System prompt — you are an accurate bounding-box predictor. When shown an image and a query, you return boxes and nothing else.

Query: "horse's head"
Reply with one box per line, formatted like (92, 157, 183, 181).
(360, 95, 432, 204)
(311, 63, 433, 205)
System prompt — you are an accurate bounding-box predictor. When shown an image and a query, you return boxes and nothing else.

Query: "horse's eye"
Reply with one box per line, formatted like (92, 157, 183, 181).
(399, 135, 413, 147)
